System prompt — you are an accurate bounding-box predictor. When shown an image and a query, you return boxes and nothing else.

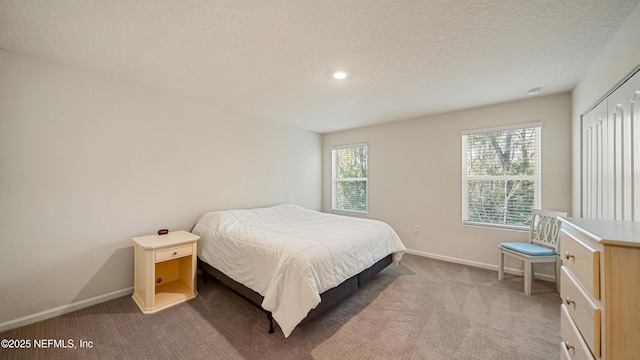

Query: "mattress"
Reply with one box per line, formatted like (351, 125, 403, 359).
(192, 204, 406, 337)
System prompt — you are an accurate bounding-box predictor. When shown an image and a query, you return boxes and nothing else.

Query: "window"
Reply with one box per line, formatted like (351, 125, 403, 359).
(332, 144, 368, 213)
(461, 123, 541, 229)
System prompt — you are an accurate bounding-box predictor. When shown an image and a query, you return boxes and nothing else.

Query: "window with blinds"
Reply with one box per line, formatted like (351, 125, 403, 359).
(461, 123, 541, 230)
(332, 144, 368, 213)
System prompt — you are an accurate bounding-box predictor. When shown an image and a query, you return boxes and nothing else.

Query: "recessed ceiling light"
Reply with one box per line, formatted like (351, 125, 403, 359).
(332, 71, 348, 80)
(527, 87, 542, 96)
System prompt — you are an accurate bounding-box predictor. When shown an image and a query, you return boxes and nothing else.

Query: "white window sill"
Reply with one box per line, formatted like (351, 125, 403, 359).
(462, 221, 529, 232)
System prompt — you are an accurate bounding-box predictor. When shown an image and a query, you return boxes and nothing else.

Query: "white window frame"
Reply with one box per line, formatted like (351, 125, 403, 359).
(461, 122, 542, 230)
(331, 143, 368, 214)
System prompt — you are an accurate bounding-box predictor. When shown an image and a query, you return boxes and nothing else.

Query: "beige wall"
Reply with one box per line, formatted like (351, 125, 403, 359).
(323, 93, 572, 271)
(0, 50, 321, 328)
(571, 3, 640, 216)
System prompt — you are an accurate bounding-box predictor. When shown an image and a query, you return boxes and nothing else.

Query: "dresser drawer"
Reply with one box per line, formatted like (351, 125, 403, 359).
(560, 267, 601, 357)
(560, 231, 600, 299)
(561, 304, 595, 360)
(155, 245, 192, 262)
(560, 343, 571, 360)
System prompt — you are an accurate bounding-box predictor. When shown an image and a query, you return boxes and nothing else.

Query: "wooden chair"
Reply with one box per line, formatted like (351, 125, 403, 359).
(497, 209, 567, 295)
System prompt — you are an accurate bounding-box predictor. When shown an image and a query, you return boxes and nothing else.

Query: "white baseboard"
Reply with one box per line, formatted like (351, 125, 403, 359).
(404, 249, 556, 282)
(0, 287, 134, 333)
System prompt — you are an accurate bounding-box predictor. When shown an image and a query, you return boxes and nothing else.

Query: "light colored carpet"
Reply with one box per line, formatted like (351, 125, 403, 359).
(0, 254, 560, 359)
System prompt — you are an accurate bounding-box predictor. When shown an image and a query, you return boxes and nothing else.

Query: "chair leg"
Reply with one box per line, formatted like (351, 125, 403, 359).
(524, 261, 532, 295)
(531, 262, 535, 281)
(498, 250, 505, 280)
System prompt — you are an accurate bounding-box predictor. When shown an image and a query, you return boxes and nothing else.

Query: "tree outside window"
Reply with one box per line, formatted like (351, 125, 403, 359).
(462, 125, 541, 229)
(332, 144, 368, 213)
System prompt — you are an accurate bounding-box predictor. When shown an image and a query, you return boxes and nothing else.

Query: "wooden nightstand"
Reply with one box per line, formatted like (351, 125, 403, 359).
(131, 230, 199, 313)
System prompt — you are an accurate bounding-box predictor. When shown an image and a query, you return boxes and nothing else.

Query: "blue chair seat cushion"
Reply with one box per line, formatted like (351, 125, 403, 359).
(499, 242, 556, 256)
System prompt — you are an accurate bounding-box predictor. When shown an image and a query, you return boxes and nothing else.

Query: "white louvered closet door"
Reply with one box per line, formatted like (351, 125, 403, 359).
(582, 70, 640, 220)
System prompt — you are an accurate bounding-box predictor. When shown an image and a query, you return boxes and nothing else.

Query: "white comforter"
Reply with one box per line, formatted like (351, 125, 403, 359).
(192, 204, 406, 337)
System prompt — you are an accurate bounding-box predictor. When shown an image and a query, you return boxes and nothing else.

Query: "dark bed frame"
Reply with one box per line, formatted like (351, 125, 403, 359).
(198, 254, 393, 334)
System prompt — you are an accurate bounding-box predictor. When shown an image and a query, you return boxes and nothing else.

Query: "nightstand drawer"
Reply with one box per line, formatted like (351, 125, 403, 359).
(561, 267, 601, 357)
(560, 231, 600, 299)
(561, 304, 595, 360)
(155, 245, 192, 262)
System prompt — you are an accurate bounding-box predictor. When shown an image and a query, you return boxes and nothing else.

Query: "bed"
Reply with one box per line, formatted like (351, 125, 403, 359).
(191, 204, 406, 337)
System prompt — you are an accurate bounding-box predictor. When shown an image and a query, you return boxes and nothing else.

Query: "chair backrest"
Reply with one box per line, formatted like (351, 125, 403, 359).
(529, 209, 568, 252)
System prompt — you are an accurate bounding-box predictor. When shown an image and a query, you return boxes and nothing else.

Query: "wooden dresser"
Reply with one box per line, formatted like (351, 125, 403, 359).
(558, 217, 640, 359)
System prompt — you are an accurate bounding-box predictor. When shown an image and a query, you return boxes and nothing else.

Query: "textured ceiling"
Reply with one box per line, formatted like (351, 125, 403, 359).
(1, 1, 639, 134)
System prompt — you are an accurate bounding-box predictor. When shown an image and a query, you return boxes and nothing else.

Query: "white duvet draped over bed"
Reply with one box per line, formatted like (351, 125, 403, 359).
(192, 204, 406, 337)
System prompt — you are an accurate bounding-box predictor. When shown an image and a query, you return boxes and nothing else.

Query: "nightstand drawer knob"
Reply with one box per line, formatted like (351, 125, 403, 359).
(156, 277, 162, 284)
(173, 251, 178, 256)
(564, 251, 574, 260)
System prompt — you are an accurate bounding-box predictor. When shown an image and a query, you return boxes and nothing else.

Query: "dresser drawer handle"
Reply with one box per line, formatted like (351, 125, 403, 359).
(564, 251, 574, 260)
(563, 341, 575, 351)
(565, 297, 576, 306)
